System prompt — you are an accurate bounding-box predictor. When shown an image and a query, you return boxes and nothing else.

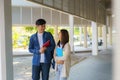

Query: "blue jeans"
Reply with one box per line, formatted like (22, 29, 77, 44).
(56, 64, 67, 80)
(32, 63, 51, 80)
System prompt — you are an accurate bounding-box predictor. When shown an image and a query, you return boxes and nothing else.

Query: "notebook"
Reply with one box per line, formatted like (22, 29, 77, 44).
(56, 47, 63, 57)
(43, 40, 50, 47)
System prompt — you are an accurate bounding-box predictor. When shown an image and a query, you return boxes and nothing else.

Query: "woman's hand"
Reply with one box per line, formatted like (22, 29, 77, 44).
(56, 60, 64, 64)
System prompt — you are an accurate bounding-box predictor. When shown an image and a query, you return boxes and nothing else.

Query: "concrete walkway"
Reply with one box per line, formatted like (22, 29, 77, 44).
(68, 49, 112, 80)
(14, 48, 112, 80)
(13, 53, 87, 80)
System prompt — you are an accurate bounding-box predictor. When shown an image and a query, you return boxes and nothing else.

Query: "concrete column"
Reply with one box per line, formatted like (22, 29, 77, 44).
(99, 27, 102, 37)
(92, 21, 98, 55)
(54, 26, 58, 43)
(109, 26, 112, 45)
(109, 16, 112, 45)
(83, 27, 87, 48)
(102, 25, 107, 49)
(69, 15, 74, 52)
(79, 27, 82, 45)
(0, 0, 13, 80)
(113, 0, 120, 80)
(107, 15, 112, 46)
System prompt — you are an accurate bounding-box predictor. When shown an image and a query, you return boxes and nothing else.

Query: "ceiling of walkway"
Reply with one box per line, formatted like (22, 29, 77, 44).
(105, 0, 111, 14)
(12, 0, 111, 9)
(105, 0, 111, 8)
(97, 0, 111, 14)
(12, 0, 112, 25)
(98, 0, 111, 8)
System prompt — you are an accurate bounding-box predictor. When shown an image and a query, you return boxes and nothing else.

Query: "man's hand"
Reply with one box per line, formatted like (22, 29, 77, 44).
(56, 60, 64, 64)
(39, 47, 47, 54)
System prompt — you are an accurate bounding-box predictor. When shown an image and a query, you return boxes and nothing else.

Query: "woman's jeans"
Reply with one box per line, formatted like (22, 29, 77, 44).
(56, 64, 67, 80)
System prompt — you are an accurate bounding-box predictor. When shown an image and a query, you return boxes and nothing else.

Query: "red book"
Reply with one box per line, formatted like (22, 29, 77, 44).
(43, 40, 50, 47)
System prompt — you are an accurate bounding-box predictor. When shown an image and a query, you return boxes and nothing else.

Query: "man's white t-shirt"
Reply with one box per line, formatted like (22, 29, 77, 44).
(38, 33, 45, 63)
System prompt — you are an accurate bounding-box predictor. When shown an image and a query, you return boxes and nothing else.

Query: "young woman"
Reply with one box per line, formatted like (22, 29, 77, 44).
(54, 29, 71, 80)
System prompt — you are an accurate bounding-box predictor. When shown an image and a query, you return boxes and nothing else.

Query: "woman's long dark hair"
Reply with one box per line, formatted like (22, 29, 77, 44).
(57, 29, 69, 48)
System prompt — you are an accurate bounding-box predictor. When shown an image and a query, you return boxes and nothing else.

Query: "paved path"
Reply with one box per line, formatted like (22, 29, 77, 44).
(14, 48, 112, 80)
(68, 49, 112, 80)
(13, 53, 87, 80)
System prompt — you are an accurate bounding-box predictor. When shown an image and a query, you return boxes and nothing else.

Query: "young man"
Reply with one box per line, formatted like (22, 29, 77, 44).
(29, 19, 55, 80)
